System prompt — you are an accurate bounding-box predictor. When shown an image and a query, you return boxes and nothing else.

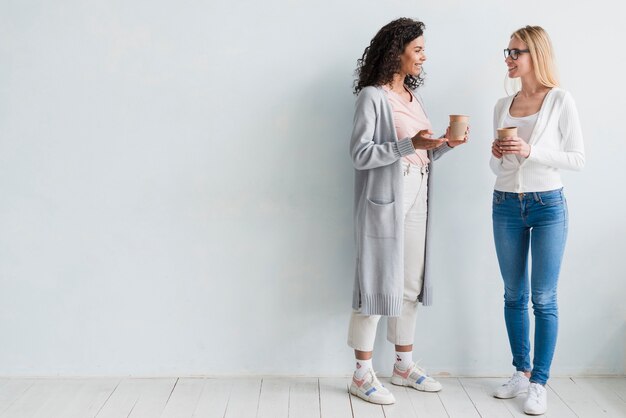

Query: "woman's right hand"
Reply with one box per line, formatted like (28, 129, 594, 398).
(411, 129, 447, 150)
(491, 139, 503, 158)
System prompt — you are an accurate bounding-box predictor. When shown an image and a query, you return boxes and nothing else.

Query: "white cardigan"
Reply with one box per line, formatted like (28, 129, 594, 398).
(490, 88, 585, 192)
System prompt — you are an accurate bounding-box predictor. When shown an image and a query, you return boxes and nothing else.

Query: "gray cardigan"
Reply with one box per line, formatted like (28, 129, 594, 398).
(349, 86, 452, 316)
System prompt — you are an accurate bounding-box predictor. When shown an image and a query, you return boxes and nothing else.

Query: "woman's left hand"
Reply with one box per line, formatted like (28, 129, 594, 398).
(445, 126, 469, 148)
(498, 136, 531, 158)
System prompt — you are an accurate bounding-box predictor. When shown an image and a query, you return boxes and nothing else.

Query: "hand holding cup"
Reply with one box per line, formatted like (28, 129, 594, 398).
(447, 115, 470, 147)
(496, 127, 530, 158)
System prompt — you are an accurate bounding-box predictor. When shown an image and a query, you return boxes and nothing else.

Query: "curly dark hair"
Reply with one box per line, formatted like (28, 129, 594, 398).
(353, 18, 426, 95)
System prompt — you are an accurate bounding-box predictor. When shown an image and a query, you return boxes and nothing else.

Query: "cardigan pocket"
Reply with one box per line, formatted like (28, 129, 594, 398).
(364, 198, 396, 238)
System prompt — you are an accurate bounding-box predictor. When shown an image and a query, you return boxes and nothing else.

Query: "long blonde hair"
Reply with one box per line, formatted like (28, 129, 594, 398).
(505, 25, 559, 94)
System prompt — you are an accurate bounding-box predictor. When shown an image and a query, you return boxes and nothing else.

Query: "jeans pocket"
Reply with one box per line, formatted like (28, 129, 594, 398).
(364, 199, 396, 238)
(493, 191, 504, 205)
(538, 191, 564, 207)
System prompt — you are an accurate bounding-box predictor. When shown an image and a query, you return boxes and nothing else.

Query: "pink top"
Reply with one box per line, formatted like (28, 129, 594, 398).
(383, 86, 431, 166)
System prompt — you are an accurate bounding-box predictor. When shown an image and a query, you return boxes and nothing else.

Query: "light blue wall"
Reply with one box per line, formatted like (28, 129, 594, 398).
(0, 0, 624, 376)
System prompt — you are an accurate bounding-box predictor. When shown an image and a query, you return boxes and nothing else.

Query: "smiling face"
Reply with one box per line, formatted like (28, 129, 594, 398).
(506, 36, 533, 79)
(399, 36, 426, 77)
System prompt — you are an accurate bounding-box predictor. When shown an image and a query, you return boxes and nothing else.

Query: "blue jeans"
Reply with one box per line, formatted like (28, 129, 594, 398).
(492, 189, 568, 385)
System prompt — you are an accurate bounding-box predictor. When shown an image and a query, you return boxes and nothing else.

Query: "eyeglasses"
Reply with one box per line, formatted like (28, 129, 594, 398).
(504, 48, 530, 60)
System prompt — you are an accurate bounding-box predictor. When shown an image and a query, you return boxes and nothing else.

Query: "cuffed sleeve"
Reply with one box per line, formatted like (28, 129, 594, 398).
(396, 137, 416, 157)
(431, 141, 453, 161)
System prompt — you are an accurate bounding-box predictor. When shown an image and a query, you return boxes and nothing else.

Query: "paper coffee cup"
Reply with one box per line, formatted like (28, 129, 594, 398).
(449, 115, 469, 140)
(497, 127, 518, 140)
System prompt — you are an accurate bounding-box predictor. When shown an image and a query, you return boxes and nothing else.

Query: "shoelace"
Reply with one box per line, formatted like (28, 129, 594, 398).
(367, 370, 385, 388)
(370, 371, 382, 386)
(413, 364, 427, 376)
(504, 373, 524, 387)
(528, 384, 544, 398)
(410, 361, 430, 379)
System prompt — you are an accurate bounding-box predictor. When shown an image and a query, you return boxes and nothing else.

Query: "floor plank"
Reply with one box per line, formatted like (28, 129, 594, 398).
(0, 379, 64, 418)
(599, 377, 626, 402)
(436, 377, 481, 417)
(458, 378, 514, 418)
(30, 379, 82, 418)
(548, 377, 606, 417)
(160, 378, 205, 418)
(319, 378, 353, 418)
(256, 378, 289, 418)
(544, 383, 580, 418)
(128, 378, 179, 418)
(222, 378, 262, 418)
(33, 379, 119, 418)
(0, 379, 37, 416)
(401, 379, 448, 418)
(288, 378, 320, 418)
(383, 383, 418, 418)
(570, 378, 626, 417)
(94, 378, 142, 418)
(74, 379, 121, 418)
(192, 378, 232, 418)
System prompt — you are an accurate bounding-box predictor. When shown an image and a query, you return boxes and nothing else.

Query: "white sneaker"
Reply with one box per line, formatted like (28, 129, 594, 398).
(524, 382, 547, 415)
(391, 362, 442, 392)
(493, 371, 530, 399)
(349, 369, 395, 405)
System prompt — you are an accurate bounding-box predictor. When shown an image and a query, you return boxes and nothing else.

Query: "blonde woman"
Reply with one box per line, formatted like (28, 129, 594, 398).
(490, 26, 584, 415)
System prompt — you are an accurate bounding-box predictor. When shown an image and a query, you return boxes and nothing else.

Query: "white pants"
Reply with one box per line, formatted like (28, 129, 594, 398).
(347, 161, 428, 351)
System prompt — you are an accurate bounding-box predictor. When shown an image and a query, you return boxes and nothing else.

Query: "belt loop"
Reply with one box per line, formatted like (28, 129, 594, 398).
(533, 192, 540, 202)
(403, 163, 429, 176)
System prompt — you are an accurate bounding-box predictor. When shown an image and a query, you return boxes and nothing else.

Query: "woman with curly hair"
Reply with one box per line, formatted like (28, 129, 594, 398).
(347, 18, 468, 405)
(490, 26, 584, 415)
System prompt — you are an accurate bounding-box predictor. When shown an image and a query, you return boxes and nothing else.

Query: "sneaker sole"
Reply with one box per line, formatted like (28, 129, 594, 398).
(390, 375, 442, 392)
(349, 385, 395, 405)
(493, 388, 529, 399)
(523, 409, 547, 416)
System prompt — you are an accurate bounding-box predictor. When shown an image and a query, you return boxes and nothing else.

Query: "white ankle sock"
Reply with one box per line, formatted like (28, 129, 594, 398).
(355, 359, 372, 379)
(395, 351, 413, 370)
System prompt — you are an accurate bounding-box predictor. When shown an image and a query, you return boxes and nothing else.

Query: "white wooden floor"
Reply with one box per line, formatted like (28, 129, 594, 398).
(0, 376, 624, 418)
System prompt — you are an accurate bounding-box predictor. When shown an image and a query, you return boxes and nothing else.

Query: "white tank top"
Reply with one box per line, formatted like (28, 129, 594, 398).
(504, 111, 538, 163)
